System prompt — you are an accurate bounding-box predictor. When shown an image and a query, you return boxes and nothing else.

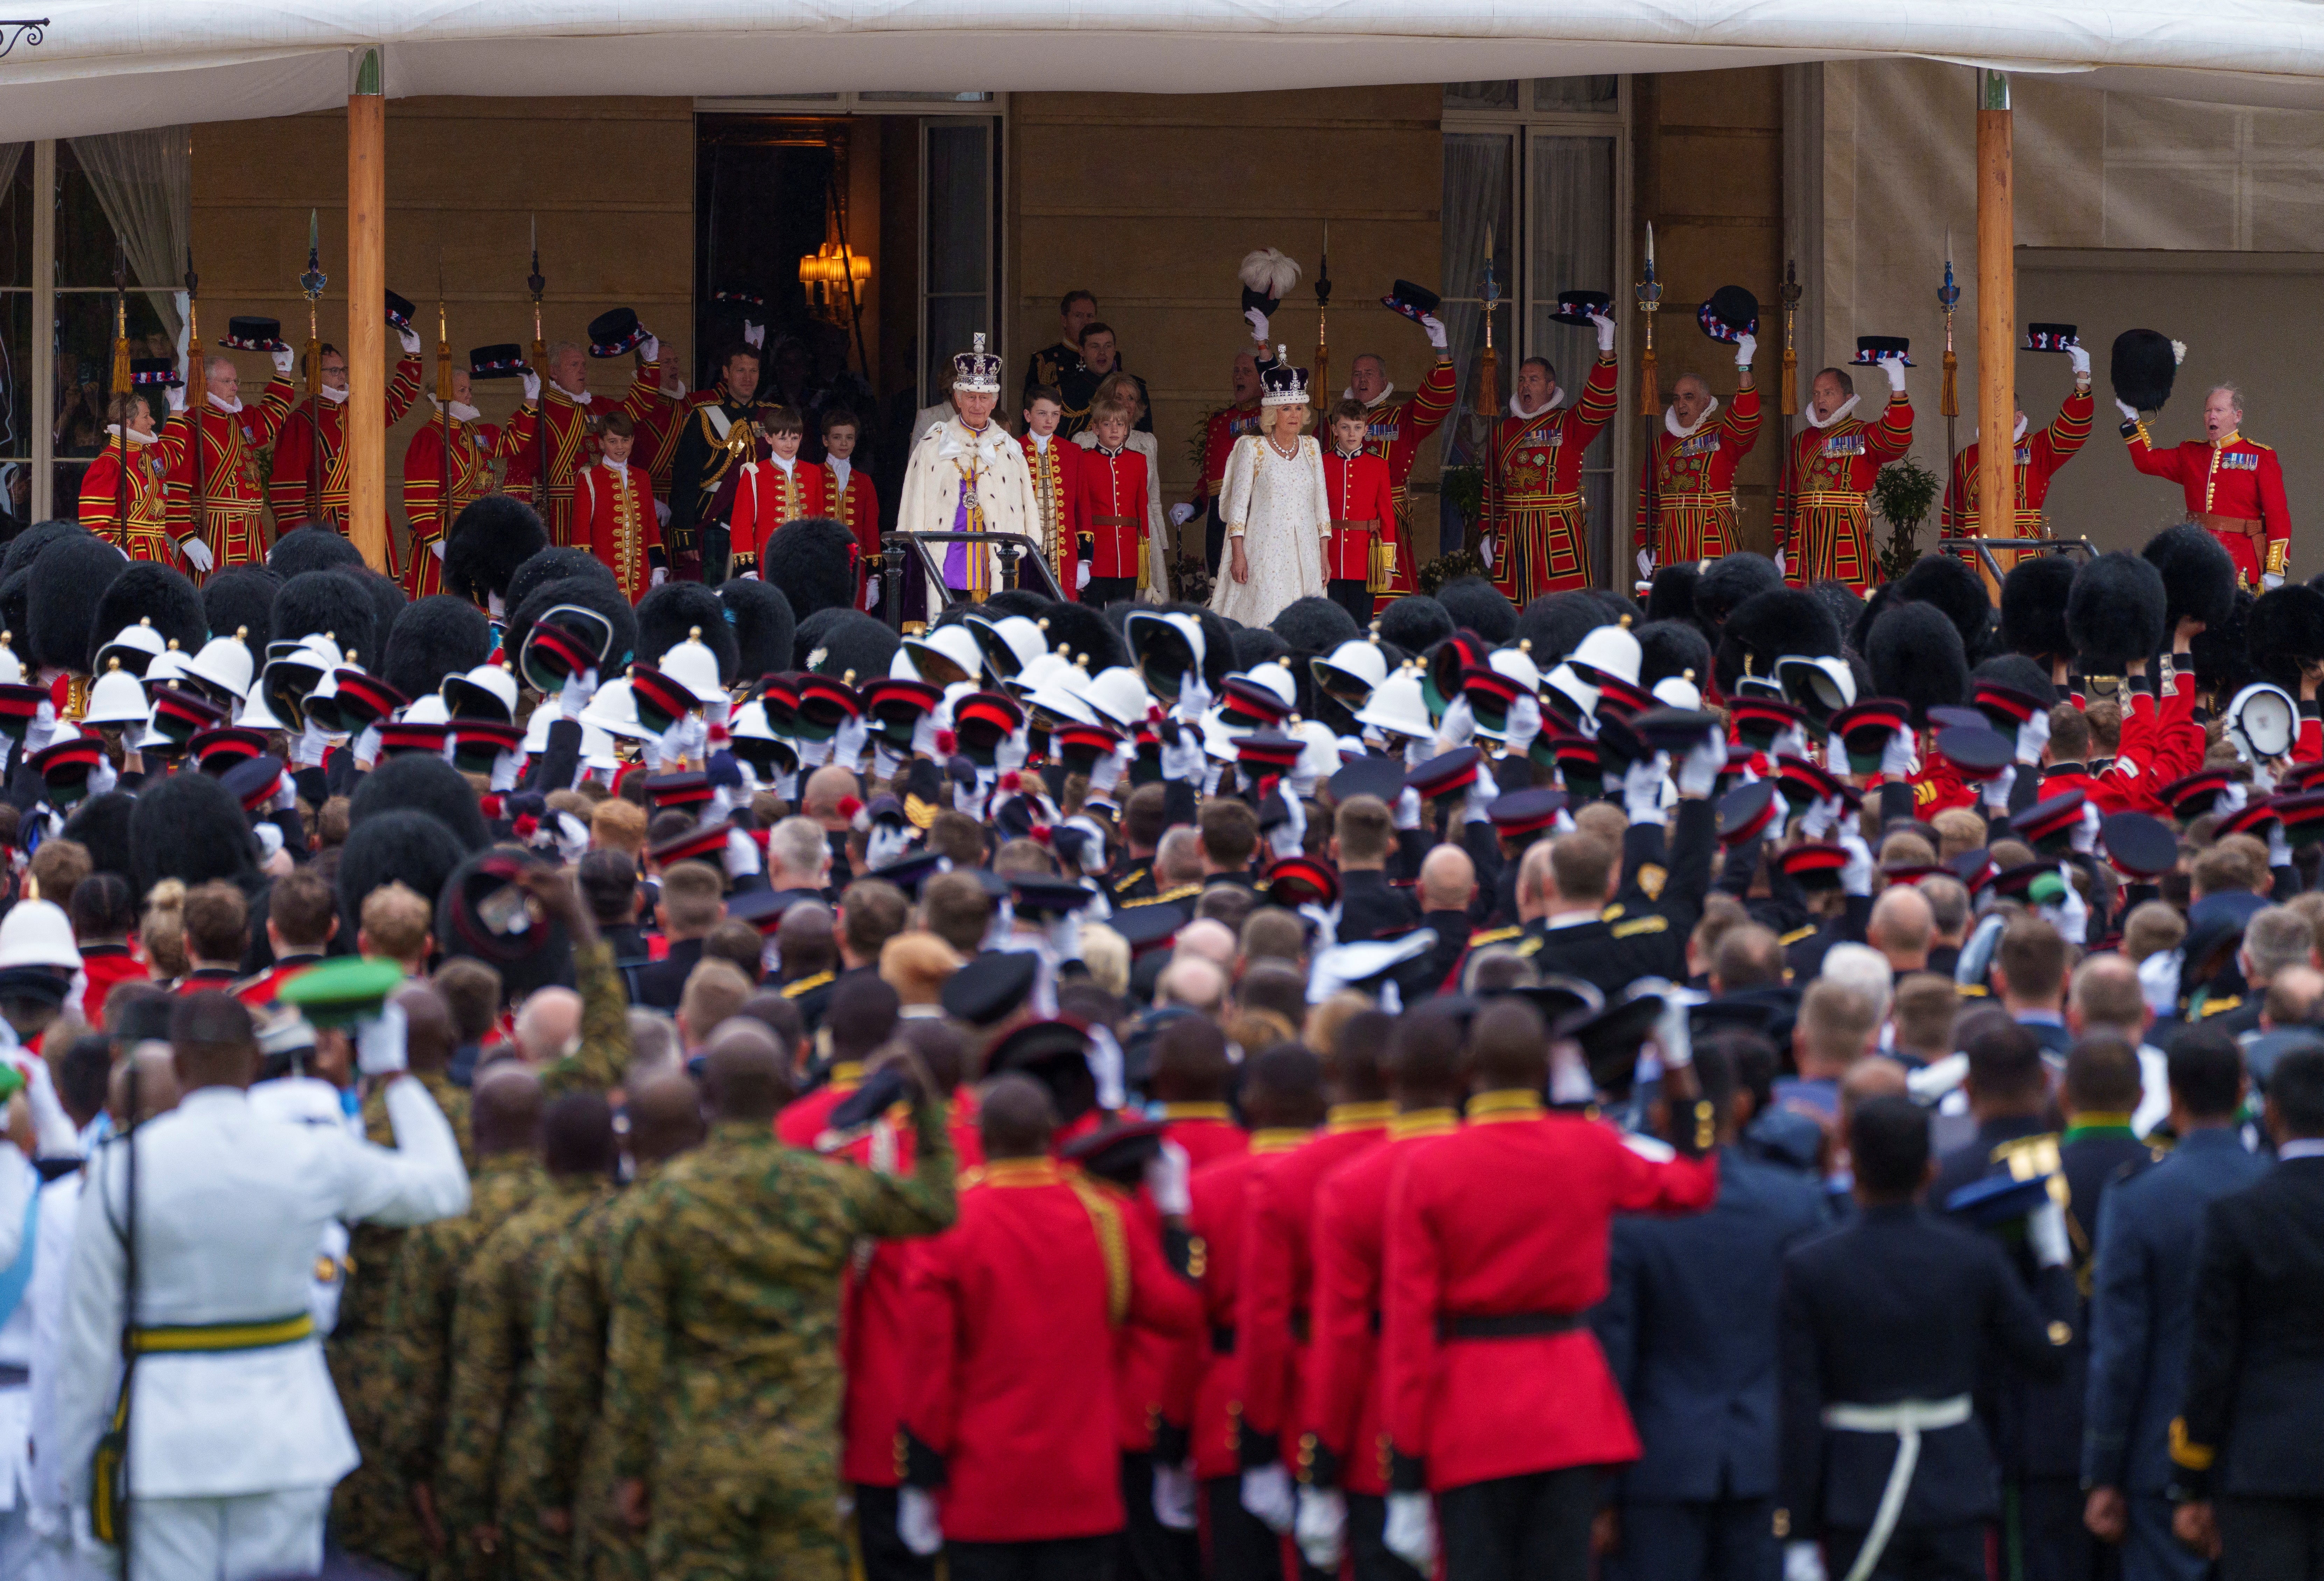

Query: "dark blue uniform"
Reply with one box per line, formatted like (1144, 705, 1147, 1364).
(1337, 866, 1421, 945)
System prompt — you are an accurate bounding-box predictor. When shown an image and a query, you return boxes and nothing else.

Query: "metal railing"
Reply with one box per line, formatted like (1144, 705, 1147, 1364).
(877, 530, 1062, 631)
(1940, 535, 2095, 582)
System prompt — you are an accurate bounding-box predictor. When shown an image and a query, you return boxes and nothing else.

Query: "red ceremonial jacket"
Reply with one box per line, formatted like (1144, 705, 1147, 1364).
(1178, 1132, 1309, 1479)
(265, 352, 423, 527)
(571, 461, 665, 603)
(2127, 425, 2293, 579)
(1483, 357, 1622, 519)
(1358, 359, 1459, 499)
(1194, 402, 1264, 514)
(164, 380, 296, 530)
(79, 429, 184, 557)
(1771, 395, 1914, 554)
(825, 459, 881, 605)
(1159, 1104, 1248, 1170)
(1382, 1092, 1717, 1490)
(1022, 432, 1087, 582)
(1071, 444, 1149, 582)
(1321, 448, 1397, 585)
(2081, 668, 2205, 817)
(905, 1158, 1200, 1542)
(728, 456, 828, 575)
(402, 410, 502, 562)
(76, 942, 150, 1023)
(1635, 384, 1764, 550)
(1940, 389, 2094, 538)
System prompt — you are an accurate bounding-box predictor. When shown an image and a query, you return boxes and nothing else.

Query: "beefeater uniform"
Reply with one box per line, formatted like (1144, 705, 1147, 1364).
(571, 458, 665, 603)
(80, 423, 185, 565)
(2125, 418, 2292, 586)
(165, 375, 296, 577)
(1774, 389, 1914, 592)
(727, 455, 827, 579)
(496, 360, 667, 549)
(1380, 1090, 1716, 1565)
(1940, 388, 2094, 558)
(402, 399, 501, 598)
(1022, 429, 1087, 591)
(264, 349, 423, 529)
(1322, 443, 1398, 630)
(663, 384, 775, 581)
(1072, 440, 1149, 607)
(1194, 397, 1266, 575)
(1483, 354, 1619, 603)
(1353, 358, 1458, 609)
(826, 455, 882, 612)
(1636, 384, 1763, 566)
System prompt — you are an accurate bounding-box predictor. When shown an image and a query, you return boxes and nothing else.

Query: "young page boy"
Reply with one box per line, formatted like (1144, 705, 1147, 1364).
(1020, 384, 1087, 596)
(728, 405, 825, 578)
(1321, 398, 1396, 625)
(822, 409, 883, 611)
(1072, 398, 1147, 606)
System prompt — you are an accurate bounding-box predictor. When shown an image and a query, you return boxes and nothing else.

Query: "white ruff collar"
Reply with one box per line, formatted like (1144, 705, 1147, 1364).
(554, 385, 593, 407)
(1344, 382, 1397, 409)
(207, 393, 243, 414)
(105, 425, 155, 445)
(316, 384, 349, 405)
(1665, 396, 1721, 439)
(1803, 395, 1861, 431)
(603, 458, 628, 475)
(429, 396, 481, 423)
(1510, 389, 1564, 420)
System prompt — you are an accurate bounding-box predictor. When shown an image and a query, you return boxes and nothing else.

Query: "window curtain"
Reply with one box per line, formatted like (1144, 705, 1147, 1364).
(0, 145, 24, 213)
(65, 127, 188, 343)
(1438, 132, 1511, 553)
(1527, 133, 1617, 571)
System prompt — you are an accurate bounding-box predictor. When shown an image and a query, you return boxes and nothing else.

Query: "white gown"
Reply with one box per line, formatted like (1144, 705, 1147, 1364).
(1210, 432, 1329, 628)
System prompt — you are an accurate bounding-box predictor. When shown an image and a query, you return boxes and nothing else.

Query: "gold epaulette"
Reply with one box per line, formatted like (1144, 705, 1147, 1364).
(1912, 781, 1938, 805)
(1121, 883, 1201, 909)
(782, 970, 836, 1001)
(1466, 925, 1522, 948)
(2198, 995, 2243, 1019)
(1611, 915, 1668, 939)
(1110, 865, 1151, 895)
(1068, 1179, 1132, 1326)
(1958, 982, 1990, 997)
(1601, 903, 1624, 921)
(1514, 934, 1545, 958)
(1779, 924, 1818, 947)
(2169, 1417, 2215, 1471)
(1636, 864, 1668, 900)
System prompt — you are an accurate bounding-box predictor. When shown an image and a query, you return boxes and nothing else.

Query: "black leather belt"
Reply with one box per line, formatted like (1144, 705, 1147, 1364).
(1210, 1325, 1236, 1356)
(1290, 1309, 1310, 1345)
(1437, 1311, 1582, 1342)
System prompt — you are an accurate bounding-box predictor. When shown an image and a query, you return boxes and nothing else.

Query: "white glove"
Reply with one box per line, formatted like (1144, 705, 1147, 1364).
(833, 715, 870, 770)
(1460, 775, 1496, 829)
(898, 1488, 943, 1558)
(863, 577, 878, 612)
(1982, 764, 2017, 817)
(1824, 731, 1849, 776)
(1241, 1465, 1296, 1536)
(1393, 786, 1422, 831)
(911, 710, 942, 760)
(1245, 307, 1269, 344)
(1505, 693, 1543, 759)
(1879, 726, 1917, 781)
(1046, 909, 1083, 965)
(396, 325, 421, 356)
(2015, 707, 2051, 766)
(1839, 830, 1875, 898)
(431, 539, 446, 561)
(352, 724, 382, 767)
(1583, 311, 1615, 354)
(1295, 1487, 1349, 1572)
(1268, 793, 1308, 860)
(2264, 572, 2286, 590)
(1622, 754, 1668, 824)
(1089, 742, 1132, 797)
(656, 497, 672, 526)
(489, 745, 523, 792)
(2269, 820, 2295, 871)
(651, 566, 669, 588)
(1773, 547, 1786, 578)
(2042, 865, 2091, 945)
(354, 1000, 410, 1077)
(2071, 801, 2101, 856)
(2068, 345, 2092, 380)
(1800, 793, 1838, 842)
(292, 720, 331, 768)
(2026, 1194, 2071, 1270)
(724, 827, 763, 880)
(1420, 312, 1449, 351)
(520, 369, 542, 403)
(1879, 353, 1908, 394)
(1675, 731, 1729, 799)
(165, 383, 186, 413)
(181, 537, 214, 575)
(641, 334, 661, 363)
(270, 344, 295, 376)
(1383, 1492, 1436, 1573)
(1077, 561, 1093, 592)
(1784, 1541, 1829, 1581)
(1169, 502, 1196, 527)
(21, 702, 56, 760)
(1159, 724, 1205, 785)
(1736, 332, 1758, 370)
(2114, 398, 2139, 424)
(272, 773, 298, 813)
(741, 570, 761, 582)
(1435, 695, 1476, 751)
(1144, 1139, 1192, 1217)
(1478, 534, 1494, 570)
(1773, 723, 1810, 763)
(1637, 548, 1654, 580)
(1175, 673, 1214, 726)
(1153, 1463, 1198, 1531)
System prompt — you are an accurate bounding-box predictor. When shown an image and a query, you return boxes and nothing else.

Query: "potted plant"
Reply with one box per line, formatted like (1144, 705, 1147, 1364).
(1871, 456, 1941, 584)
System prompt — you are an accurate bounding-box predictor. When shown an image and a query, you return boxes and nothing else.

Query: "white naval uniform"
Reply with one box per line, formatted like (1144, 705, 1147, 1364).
(27, 1167, 107, 1581)
(52, 1078, 468, 1581)
(0, 1147, 38, 1579)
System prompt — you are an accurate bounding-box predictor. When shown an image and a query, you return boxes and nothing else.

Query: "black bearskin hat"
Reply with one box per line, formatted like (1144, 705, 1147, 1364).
(1377, 594, 1453, 655)
(2111, 328, 2181, 413)
(1867, 600, 1971, 726)
(1645, 564, 1707, 634)
(980, 588, 1052, 622)
(1808, 579, 1867, 657)
(1636, 618, 1712, 692)
(334, 566, 407, 660)
(132, 769, 261, 895)
(1519, 591, 1612, 664)
(2067, 552, 2167, 672)
(2000, 554, 2077, 661)
(1692, 552, 1784, 631)
(202, 566, 279, 656)
(1885, 553, 1992, 661)
(716, 577, 796, 684)
(504, 576, 639, 687)
(268, 524, 365, 580)
(635, 581, 739, 682)
(382, 596, 493, 703)
(801, 610, 900, 681)
(338, 809, 472, 944)
(1040, 601, 1130, 672)
(506, 545, 615, 618)
(758, 518, 858, 624)
(1230, 626, 1291, 671)
(1587, 588, 1644, 627)
(2141, 522, 2239, 634)
(349, 752, 491, 852)
(1970, 653, 2057, 709)
(61, 791, 137, 886)
(2246, 584, 2324, 689)
(0, 520, 86, 589)
(88, 560, 207, 673)
(436, 846, 575, 1002)
(1716, 588, 1839, 694)
(274, 569, 380, 668)
(1436, 575, 1517, 645)
(28, 530, 128, 674)
(1270, 596, 1360, 655)
(443, 494, 549, 607)
(793, 606, 844, 672)
(2191, 588, 2256, 698)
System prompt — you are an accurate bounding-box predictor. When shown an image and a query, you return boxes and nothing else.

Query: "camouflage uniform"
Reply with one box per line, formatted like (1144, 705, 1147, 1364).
(539, 938, 636, 1100)
(332, 1069, 475, 1572)
(442, 1173, 615, 1580)
(602, 1099, 959, 1581)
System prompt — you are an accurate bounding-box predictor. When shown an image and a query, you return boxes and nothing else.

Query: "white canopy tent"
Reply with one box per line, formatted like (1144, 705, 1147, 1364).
(7, 0, 2324, 142)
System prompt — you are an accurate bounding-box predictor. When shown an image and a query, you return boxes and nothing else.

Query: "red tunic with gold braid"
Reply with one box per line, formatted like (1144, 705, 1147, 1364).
(80, 426, 186, 565)
(1069, 444, 1149, 584)
(727, 457, 828, 576)
(164, 378, 295, 579)
(264, 350, 423, 529)
(1194, 400, 1263, 517)
(1356, 357, 1457, 604)
(401, 406, 501, 598)
(1020, 432, 1087, 586)
(632, 387, 684, 505)
(1636, 383, 1763, 566)
(1773, 391, 1914, 592)
(494, 362, 664, 547)
(1940, 387, 2093, 552)
(2126, 422, 2293, 586)
(1321, 446, 1397, 586)
(825, 459, 882, 608)
(1482, 354, 1619, 603)
(571, 460, 665, 603)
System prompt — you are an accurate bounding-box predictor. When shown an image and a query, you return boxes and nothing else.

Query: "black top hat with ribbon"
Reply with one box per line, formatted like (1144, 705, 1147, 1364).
(129, 357, 183, 389)
(1850, 335, 1913, 367)
(470, 344, 528, 381)
(2024, 323, 2078, 353)
(587, 309, 652, 360)
(385, 291, 417, 331)
(1698, 285, 1759, 344)
(219, 317, 284, 352)
(1382, 280, 1442, 323)
(1548, 291, 1614, 328)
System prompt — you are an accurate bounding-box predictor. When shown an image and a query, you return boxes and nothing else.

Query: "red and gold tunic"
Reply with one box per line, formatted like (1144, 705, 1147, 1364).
(826, 458, 882, 609)
(1020, 432, 1086, 586)
(163, 378, 295, 579)
(1355, 358, 1458, 605)
(494, 361, 665, 548)
(263, 351, 423, 529)
(1320, 446, 1397, 586)
(727, 457, 828, 576)
(79, 426, 185, 564)
(572, 460, 665, 603)
(632, 389, 684, 506)
(1940, 388, 2093, 558)
(1636, 383, 1763, 566)
(1482, 354, 1619, 603)
(402, 404, 502, 598)
(1069, 444, 1149, 583)
(2126, 423, 2292, 585)
(1194, 399, 1264, 519)
(1773, 392, 1914, 592)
